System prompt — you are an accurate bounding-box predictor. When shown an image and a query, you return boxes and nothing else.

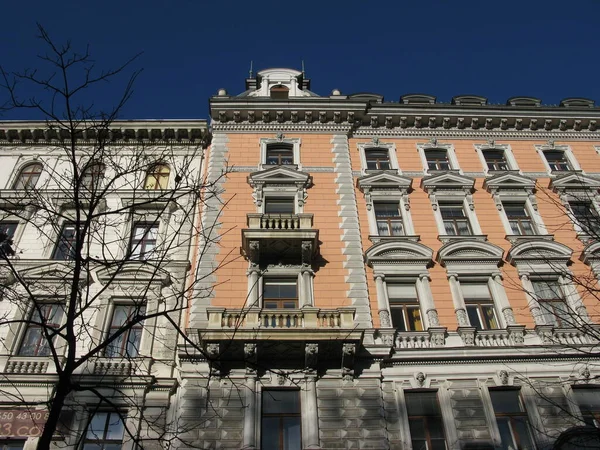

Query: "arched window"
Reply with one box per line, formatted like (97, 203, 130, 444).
(81, 162, 105, 190)
(144, 164, 170, 190)
(270, 84, 289, 100)
(13, 163, 43, 189)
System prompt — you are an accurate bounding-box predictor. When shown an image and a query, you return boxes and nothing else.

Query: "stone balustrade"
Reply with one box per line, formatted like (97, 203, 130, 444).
(246, 213, 314, 230)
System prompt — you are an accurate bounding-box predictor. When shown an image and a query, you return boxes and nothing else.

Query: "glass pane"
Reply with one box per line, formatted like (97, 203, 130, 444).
(374, 203, 400, 217)
(520, 220, 534, 235)
(263, 390, 300, 414)
(496, 418, 515, 450)
(390, 220, 404, 236)
(86, 413, 108, 439)
(456, 220, 472, 236)
(466, 305, 483, 330)
(407, 307, 423, 331)
(411, 439, 428, 450)
(443, 221, 456, 235)
(377, 221, 390, 236)
(408, 418, 426, 439)
(264, 280, 297, 299)
(105, 413, 125, 440)
(261, 417, 279, 450)
(482, 305, 499, 329)
(573, 389, 600, 411)
(283, 417, 301, 450)
(428, 417, 445, 438)
(532, 281, 563, 300)
(390, 308, 406, 331)
(490, 390, 522, 413)
(265, 199, 295, 214)
(431, 440, 448, 450)
(512, 419, 535, 450)
(406, 392, 440, 416)
(126, 329, 142, 357)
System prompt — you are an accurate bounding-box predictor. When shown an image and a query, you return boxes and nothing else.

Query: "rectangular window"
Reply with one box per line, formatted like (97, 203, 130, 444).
(52, 223, 78, 260)
(263, 279, 298, 309)
(483, 150, 509, 171)
(0, 442, 25, 450)
(0, 221, 18, 240)
(462, 283, 499, 330)
(544, 150, 571, 171)
(83, 411, 125, 450)
(261, 390, 301, 450)
(18, 304, 65, 356)
(440, 204, 472, 236)
(504, 203, 535, 235)
(531, 280, 570, 327)
(374, 202, 404, 236)
(573, 388, 600, 427)
(405, 391, 447, 450)
(105, 304, 145, 358)
(264, 198, 295, 214)
(387, 283, 422, 331)
(266, 144, 294, 166)
(426, 149, 450, 171)
(365, 148, 391, 170)
(490, 389, 536, 450)
(570, 201, 600, 234)
(0, 221, 18, 257)
(130, 223, 158, 260)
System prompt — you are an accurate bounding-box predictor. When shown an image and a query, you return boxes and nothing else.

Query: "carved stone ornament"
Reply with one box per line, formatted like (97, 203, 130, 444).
(415, 372, 426, 387)
(487, 138, 495, 148)
(429, 137, 438, 146)
(371, 137, 380, 146)
(499, 370, 509, 385)
(502, 308, 517, 326)
(381, 333, 394, 346)
(509, 329, 525, 345)
(248, 240, 260, 263)
(206, 343, 220, 357)
(301, 241, 313, 266)
(456, 309, 469, 327)
(429, 330, 445, 347)
(342, 367, 353, 382)
(244, 343, 257, 359)
(379, 310, 391, 327)
(277, 373, 286, 386)
(547, 139, 555, 148)
(580, 366, 591, 381)
(305, 343, 318, 369)
(343, 343, 356, 356)
(461, 331, 475, 346)
(427, 309, 440, 326)
(276, 131, 285, 141)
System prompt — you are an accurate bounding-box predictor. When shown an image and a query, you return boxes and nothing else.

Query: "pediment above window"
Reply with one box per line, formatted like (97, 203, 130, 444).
(483, 172, 536, 193)
(451, 95, 488, 106)
(248, 166, 313, 189)
(365, 240, 433, 268)
(549, 172, 600, 193)
(421, 172, 475, 194)
(507, 240, 572, 266)
(581, 241, 600, 266)
(400, 94, 436, 105)
(357, 172, 412, 192)
(436, 240, 504, 269)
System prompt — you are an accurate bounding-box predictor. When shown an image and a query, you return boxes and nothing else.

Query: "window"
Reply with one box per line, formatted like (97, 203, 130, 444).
(52, 223, 78, 260)
(483, 150, 509, 171)
(261, 390, 301, 450)
(81, 162, 105, 190)
(18, 304, 65, 356)
(462, 283, 499, 330)
(263, 279, 298, 309)
(440, 204, 472, 236)
(143, 164, 170, 190)
(265, 198, 295, 214)
(531, 280, 570, 327)
(83, 411, 125, 450)
(130, 223, 158, 260)
(365, 148, 391, 170)
(12, 163, 43, 189)
(405, 391, 447, 450)
(490, 389, 536, 450)
(0, 221, 18, 256)
(425, 149, 451, 171)
(270, 85, 289, 100)
(105, 304, 145, 358)
(573, 388, 600, 427)
(0, 442, 25, 450)
(544, 150, 571, 172)
(570, 201, 600, 235)
(266, 144, 294, 166)
(387, 283, 422, 331)
(504, 203, 536, 235)
(374, 202, 404, 236)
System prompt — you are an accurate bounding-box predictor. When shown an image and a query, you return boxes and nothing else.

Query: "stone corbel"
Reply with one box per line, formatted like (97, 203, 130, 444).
(244, 342, 258, 375)
(428, 327, 446, 347)
(443, 117, 451, 129)
(507, 325, 526, 345)
(371, 116, 379, 128)
(466, 193, 475, 210)
(253, 185, 263, 207)
(560, 119, 568, 131)
(515, 118, 523, 130)
(544, 119, 553, 131)
(399, 117, 407, 128)
(428, 117, 436, 128)
(291, 111, 299, 123)
(334, 112, 341, 124)
(305, 343, 318, 370)
(501, 118, 508, 130)
(471, 118, 479, 129)
(276, 111, 284, 123)
(347, 112, 354, 123)
(218, 111, 226, 122)
(341, 343, 356, 377)
(529, 118, 537, 130)
(298, 188, 308, 209)
(527, 191, 538, 211)
(574, 120, 582, 131)
(485, 118, 493, 130)
(262, 111, 270, 123)
(301, 241, 313, 266)
(402, 191, 410, 211)
(414, 116, 422, 128)
(247, 111, 255, 123)
(385, 116, 393, 128)
(319, 111, 327, 123)
(248, 240, 260, 264)
(305, 111, 313, 123)
(589, 120, 597, 131)
(233, 111, 241, 122)
(430, 194, 438, 211)
(492, 193, 503, 211)
(457, 326, 476, 346)
(206, 342, 222, 376)
(457, 118, 465, 129)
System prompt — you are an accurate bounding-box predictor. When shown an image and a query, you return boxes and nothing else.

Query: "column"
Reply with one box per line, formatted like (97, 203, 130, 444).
(488, 273, 516, 326)
(520, 273, 543, 325)
(448, 274, 468, 326)
(416, 274, 439, 327)
(300, 268, 314, 308)
(303, 375, 320, 448)
(246, 265, 260, 308)
(242, 375, 257, 449)
(374, 274, 391, 327)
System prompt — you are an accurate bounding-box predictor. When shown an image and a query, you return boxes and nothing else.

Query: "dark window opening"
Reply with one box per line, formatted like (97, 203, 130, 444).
(263, 279, 298, 309)
(490, 389, 536, 450)
(105, 304, 145, 358)
(426, 149, 450, 171)
(266, 144, 294, 165)
(18, 304, 65, 357)
(130, 223, 159, 260)
(13, 163, 43, 190)
(83, 411, 125, 450)
(365, 148, 391, 170)
(570, 201, 600, 234)
(483, 150, 508, 171)
(265, 198, 295, 214)
(573, 388, 600, 428)
(270, 85, 290, 100)
(405, 391, 447, 450)
(52, 223, 79, 260)
(544, 151, 571, 171)
(531, 280, 570, 328)
(261, 390, 301, 450)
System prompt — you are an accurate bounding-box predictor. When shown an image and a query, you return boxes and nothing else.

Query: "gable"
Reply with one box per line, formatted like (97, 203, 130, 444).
(248, 166, 312, 187)
(358, 172, 412, 191)
(550, 173, 600, 191)
(421, 172, 475, 191)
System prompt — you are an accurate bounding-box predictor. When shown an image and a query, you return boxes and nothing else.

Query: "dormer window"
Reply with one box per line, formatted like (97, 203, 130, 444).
(425, 149, 450, 171)
(544, 150, 571, 171)
(482, 150, 508, 171)
(266, 143, 294, 166)
(365, 148, 391, 170)
(270, 84, 289, 100)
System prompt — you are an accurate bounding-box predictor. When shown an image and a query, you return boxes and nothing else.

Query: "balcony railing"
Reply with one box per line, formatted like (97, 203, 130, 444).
(207, 307, 355, 330)
(246, 213, 314, 230)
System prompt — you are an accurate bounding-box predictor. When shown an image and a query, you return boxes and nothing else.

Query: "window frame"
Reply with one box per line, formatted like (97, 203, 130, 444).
(143, 163, 171, 190)
(404, 390, 448, 450)
(265, 143, 295, 166)
(489, 388, 537, 450)
(439, 202, 474, 236)
(373, 202, 405, 237)
(502, 201, 538, 236)
(80, 161, 105, 191)
(386, 281, 423, 332)
(357, 141, 399, 174)
(129, 222, 159, 260)
(569, 200, 600, 237)
(264, 197, 296, 215)
(417, 142, 460, 174)
(11, 162, 44, 190)
(261, 277, 299, 309)
(104, 303, 146, 358)
(474, 143, 519, 174)
(572, 387, 600, 428)
(260, 388, 302, 450)
(52, 223, 80, 261)
(82, 411, 126, 450)
(535, 144, 581, 175)
(260, 137, 301, 170)
(530, 279, 571, 328)
(17, 303, 65, 357)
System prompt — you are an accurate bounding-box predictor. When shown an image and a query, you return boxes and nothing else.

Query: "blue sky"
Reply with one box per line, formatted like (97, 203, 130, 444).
(1, 0, 598, 120)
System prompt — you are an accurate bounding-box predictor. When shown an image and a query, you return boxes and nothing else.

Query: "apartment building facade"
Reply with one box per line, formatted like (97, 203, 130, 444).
(178, 69, 600, 450)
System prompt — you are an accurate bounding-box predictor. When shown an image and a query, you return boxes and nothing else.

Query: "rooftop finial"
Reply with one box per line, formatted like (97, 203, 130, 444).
(301, 60, 305, 76)
(249, 60, 254, 78)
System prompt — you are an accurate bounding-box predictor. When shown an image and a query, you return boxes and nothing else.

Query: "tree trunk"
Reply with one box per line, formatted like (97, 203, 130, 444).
(36, 376, 71, 450)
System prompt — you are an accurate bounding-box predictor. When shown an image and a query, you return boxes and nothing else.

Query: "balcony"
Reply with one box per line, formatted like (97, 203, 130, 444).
(241, 213, 319, 264)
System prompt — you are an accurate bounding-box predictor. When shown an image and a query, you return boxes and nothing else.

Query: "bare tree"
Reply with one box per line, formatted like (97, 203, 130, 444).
(0, 24, 232, 449)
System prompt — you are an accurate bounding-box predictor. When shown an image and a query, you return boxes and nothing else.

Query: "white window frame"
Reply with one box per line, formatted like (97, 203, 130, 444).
(357, 141, 399, 174)
(433, 198, 483, 237)
(498, 198, 547, 237)
(256, 265, 313, 309)
(260, 137, 301, 170)
(102, 300, 148, 358)
(474, 143, 519, 174)
(459, 277, 507, 329)
(260, 190, 302, 214)
(535, 143, 582, 175)
(7, 159, 46, 190)
(382, 277, 426, 332)
(417, 142, 460, 174)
